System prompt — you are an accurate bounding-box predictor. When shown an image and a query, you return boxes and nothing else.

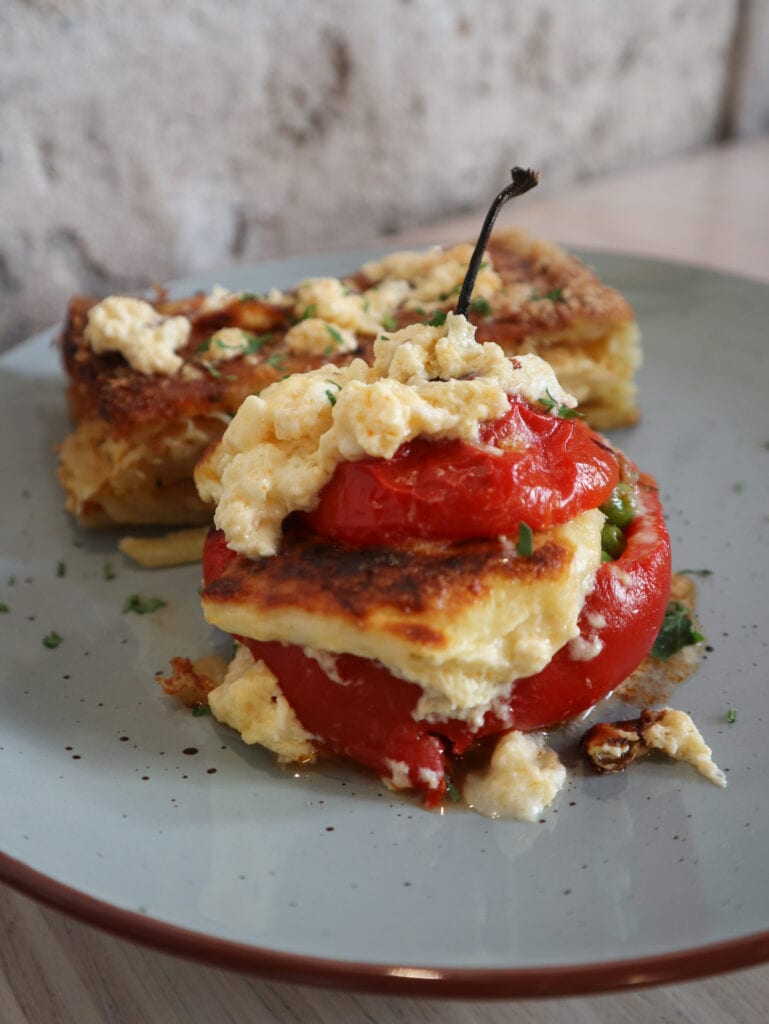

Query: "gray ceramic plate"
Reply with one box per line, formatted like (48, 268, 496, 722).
(1, 250, 768, 998)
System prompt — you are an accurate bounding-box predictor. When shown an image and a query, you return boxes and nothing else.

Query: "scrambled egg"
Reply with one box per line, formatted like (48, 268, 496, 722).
(463, 731, 567, 820)
(208, 644, 316, 763)
(196, 313, 576, 558)
(85, 296, 191, 375)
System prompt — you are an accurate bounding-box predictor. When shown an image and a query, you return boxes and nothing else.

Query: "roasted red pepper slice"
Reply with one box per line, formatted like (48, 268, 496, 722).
(303, 396, 619, 545)
(203, 473, 670, 803)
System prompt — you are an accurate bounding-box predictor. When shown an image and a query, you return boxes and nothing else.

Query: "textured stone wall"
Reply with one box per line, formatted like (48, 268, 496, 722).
(0, 0, 754, 348)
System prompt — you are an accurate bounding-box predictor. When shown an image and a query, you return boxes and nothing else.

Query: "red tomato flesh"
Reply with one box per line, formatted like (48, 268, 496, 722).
(202, 474, 670, 804)
(303, 396, 619, 545)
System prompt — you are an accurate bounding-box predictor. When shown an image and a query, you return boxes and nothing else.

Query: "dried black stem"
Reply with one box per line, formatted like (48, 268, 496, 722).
(454, 167, 540, 318)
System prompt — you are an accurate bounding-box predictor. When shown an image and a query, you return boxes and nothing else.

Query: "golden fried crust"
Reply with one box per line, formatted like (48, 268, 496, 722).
(58, 229, 639, 525)
(201, 509, 604, 706)
(61, 294, 368, 435)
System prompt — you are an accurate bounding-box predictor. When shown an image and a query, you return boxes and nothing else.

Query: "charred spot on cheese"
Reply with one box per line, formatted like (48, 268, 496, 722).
(201, 508, 603, 716)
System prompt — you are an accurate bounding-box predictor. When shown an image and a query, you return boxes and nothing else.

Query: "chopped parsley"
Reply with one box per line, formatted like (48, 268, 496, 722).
(265, 352, 287, 370)
(241, 331, 273, 355)
(0, 602, 9, 614)
(196, 336, 213, 353)
(425, 310, 448, 327)
(239, 292, 260, 302)
(301, 304, 317, 320)
(103, 561, 117, 581)
(469, 296, 492, 317)
(192, 705, 212, 717)
(651, 601, 704, 660)
(445, 777, 461, 803)
(203, 362, 237, 381)
(381, 314, 397, 332)
(538, 389, 584, 419)
(677, 568, 714, 578)
(727, 707, 737, 724)
(122, 594, 167, 615)
(42, 631, 63, 649)
(325, 389, 337, 407)
(56, 561, 67, 578)
(325, 324, 345, 347)
(517, 522, 534, 557)
(7, 576, 16, 586)
(531, 287, 566, 303)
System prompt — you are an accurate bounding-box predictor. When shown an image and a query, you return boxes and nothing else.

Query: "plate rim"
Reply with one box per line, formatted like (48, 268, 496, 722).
(3, 847, 769, 998)
(2, 248, 769, 996)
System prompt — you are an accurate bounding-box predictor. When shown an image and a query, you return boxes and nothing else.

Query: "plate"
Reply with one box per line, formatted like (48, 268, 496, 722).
(1, 249, 768, 998)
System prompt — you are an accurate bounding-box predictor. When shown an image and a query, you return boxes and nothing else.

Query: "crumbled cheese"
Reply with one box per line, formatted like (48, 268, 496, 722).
(362, 244, 503, 312)
(196, 313, 576, 558)
(199, 327, 254, 362)
(284, 317, 357, 357)
(568, 633, 604, 662)
(208, 644, 315, 763)
(199, 284, 238, 312)
(383, 759, 412, 790)
(293, 277, 378, 333)
(641, 708, 727, 787)
(85, 296, 191, 375)
(463, 731, 566, 821)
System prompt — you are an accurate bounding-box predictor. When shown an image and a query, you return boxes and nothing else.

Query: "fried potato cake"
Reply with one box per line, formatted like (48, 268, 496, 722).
(58, 229, 638, 527)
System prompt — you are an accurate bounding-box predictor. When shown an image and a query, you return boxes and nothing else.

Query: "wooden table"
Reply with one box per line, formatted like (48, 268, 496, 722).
(2, 137, 768, 1023)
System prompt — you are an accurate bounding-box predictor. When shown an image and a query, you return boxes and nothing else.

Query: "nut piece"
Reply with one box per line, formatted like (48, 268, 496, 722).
(582, 719, 647, 773)
(582, 707, 726, 787)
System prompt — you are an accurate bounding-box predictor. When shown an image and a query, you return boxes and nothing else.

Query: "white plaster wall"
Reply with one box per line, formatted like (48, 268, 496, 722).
(0, 0, 749, 347)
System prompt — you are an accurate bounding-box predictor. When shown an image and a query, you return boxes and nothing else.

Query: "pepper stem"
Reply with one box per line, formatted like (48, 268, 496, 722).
(454, 167, 540, 318)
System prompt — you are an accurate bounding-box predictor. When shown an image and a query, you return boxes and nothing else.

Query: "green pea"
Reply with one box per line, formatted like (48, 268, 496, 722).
(601, 522, 627, 560)
(599, 483, 636, 529)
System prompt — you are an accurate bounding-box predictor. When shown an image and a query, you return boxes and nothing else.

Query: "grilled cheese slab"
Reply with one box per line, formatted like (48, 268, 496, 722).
(202, 508, 604, 720)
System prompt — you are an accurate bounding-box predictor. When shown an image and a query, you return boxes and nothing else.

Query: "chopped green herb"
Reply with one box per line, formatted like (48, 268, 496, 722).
(196, 336, 213, 353)
(42, 631, 63, 649)
(103, 562, 116, 581)
(239, 292, 260, 302)
(727, 707, 737, 724)
(301, 304, 317, 320)
(203, 362, 237, 381)
(122, 594, 167, 615)
(445, 777, 461, 803)
(425, 310, 448, 327)
(0, 602, 9, 613)
(531, 287, 566, 303)
(517, 522, 534, 557)
(732, 481, 745, 493)
(537, 389, 584, 419)
(325, 324, 345, 346)
(362, 300, 371, 314)
(469, 296, 492, 317)
(381, 314, 397, 332)
(192, 705, 212, 717)
(266, 353, 287, 370)
(7, 576, 16, 586)
(651, 601, 705, 660)
(241, 331, 273, 355)
(677, 568, 714, 578)
(325, 389, 337, 407)
(56, 561, 67, 578)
